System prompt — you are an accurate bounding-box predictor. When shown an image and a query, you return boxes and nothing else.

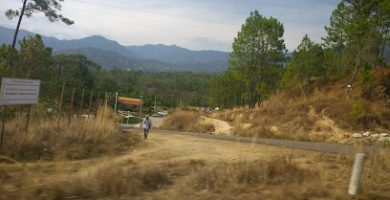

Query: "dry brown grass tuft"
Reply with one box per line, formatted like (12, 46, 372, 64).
(0, 106, 141, 161)
(363, 155, 390, 197)
(161, 111, 215, 133)
(191, 156, 312, 192)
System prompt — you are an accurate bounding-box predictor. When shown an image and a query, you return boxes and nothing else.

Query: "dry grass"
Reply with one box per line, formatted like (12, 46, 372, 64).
(0, 106, 141, 161)
(161, 111, 215, 133)
(216, 70, 390, 142)
(0, 149, 389, 200)
(363, 155, 390, 197)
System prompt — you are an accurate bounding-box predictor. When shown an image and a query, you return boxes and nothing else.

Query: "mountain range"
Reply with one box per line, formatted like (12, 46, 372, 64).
(0, 26, 229, 73)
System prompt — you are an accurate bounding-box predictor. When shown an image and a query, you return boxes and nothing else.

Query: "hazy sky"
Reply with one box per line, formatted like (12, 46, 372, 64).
(0, 0, 339, 52)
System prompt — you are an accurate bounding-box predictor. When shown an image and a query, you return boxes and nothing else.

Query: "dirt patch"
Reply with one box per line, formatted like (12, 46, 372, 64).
(200, 116, 232, 135)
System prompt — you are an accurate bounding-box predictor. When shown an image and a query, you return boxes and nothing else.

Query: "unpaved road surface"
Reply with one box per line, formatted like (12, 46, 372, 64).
(200, 116, 232, 135)
(72, 129, 320, 177)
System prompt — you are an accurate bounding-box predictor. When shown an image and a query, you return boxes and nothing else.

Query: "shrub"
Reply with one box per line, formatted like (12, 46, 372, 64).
(161, 111, 215, 133)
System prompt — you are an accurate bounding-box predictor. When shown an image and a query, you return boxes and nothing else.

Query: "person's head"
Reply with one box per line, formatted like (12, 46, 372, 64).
(146, 115, 149, 119)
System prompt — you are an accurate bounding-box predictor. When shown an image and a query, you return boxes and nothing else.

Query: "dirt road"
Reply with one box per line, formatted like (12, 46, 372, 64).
(126, 130, 311, 163)
(74, 129, 315, 174)
(2, 129, 389, 200)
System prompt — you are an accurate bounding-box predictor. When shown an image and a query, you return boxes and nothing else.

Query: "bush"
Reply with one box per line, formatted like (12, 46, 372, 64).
(161, 111, 215, 133)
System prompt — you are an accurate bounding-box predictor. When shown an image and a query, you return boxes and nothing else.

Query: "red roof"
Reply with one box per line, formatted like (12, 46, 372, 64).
(118, 97, 143, 106)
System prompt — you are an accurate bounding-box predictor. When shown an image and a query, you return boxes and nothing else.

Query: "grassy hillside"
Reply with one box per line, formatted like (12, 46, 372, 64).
(217, 68, 390, 142)
(162, 68, 390, 143)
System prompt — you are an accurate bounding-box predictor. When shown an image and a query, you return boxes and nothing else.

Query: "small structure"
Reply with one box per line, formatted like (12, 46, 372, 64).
(117, 97, 143, 106)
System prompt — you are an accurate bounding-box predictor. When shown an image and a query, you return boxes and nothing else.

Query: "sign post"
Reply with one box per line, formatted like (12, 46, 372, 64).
(1, 106, 5, 146)
(0, 78, 40, 105)
(0, 78, 41, 145)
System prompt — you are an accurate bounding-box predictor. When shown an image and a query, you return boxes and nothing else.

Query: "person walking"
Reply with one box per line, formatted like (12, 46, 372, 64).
(143, 115, 152, 139)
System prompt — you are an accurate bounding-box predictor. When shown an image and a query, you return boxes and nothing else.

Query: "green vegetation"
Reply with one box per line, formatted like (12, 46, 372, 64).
(211, 2, 390, 108)
(0, 35, 213, 115)
(211, 11, 286, 108)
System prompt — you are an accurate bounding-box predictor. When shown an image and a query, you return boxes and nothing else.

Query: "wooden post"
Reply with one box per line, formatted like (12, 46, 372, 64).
(25, 105, 31, 133)
(68, 87, 75, 124)
(79, 88, 85, 115)
(104, 91, 108, 108)
(0, 106, 6, 147)
(348, 153, 366, 195)
(87, 89, 93, 114)
(96, 91, 101, 115)
(86, 89, 93, 124)
(57, 80, 65, 128)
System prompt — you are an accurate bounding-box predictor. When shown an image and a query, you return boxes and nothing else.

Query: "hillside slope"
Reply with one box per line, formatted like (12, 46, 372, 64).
(216, 68, 390, 143)
(163, 68, 390, 144)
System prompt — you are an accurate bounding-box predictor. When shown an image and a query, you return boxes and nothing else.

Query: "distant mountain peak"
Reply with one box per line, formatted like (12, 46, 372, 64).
(0, 25, 229, 73)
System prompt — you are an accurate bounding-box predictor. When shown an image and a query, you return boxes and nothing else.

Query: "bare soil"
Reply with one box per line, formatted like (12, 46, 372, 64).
(1, 130, 388, 200)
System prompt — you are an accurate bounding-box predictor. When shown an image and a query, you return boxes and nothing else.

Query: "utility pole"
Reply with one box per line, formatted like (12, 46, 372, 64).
(139, 93, 143, 117)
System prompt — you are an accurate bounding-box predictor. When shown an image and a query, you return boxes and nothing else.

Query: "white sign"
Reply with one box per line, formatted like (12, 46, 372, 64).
(0, 78, 41, 105)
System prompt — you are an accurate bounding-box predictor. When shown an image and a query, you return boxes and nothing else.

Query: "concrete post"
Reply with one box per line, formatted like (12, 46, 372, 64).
(348, 153, 366, 195)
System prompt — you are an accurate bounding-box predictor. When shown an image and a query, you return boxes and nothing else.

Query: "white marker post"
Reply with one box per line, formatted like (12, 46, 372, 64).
(348, 153, 366, 195)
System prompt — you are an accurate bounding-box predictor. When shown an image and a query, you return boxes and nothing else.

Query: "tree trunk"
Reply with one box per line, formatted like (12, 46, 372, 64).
(12, 0, 28, 48)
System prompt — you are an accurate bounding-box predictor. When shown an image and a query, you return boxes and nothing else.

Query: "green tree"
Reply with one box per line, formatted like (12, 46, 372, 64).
(230, 10, 286, 107)
(0, 44, 19, 77)
(209, 70, 245, 108)
(323, 0, 390, 76)
(19, 35, 54, 80)
(281, 35, 325, 93)
(55, 54, 100, 89)
(19, 35, 56, 98)
(5, 0, 73, 48)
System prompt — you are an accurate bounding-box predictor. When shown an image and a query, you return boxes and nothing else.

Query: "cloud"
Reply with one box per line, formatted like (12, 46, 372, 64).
(0, 0, 339, 51)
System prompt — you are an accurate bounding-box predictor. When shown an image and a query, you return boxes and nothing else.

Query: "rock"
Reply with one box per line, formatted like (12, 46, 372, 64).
(271, 126, 279, 132)
(362, 132, 371, 137)
(352, 133, 363, 138)
(372, 134, 380, 138)
(379, 133, 388, 137)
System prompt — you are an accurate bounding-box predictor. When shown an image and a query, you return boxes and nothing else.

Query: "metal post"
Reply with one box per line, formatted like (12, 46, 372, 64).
(139, 93, 143, 117)
(68, 87, 75, 124)
(154, 95, 156, 111)
(114, 92, 118, 113)
(348, 153, 366, 195)
(57, 80, 65, 127)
